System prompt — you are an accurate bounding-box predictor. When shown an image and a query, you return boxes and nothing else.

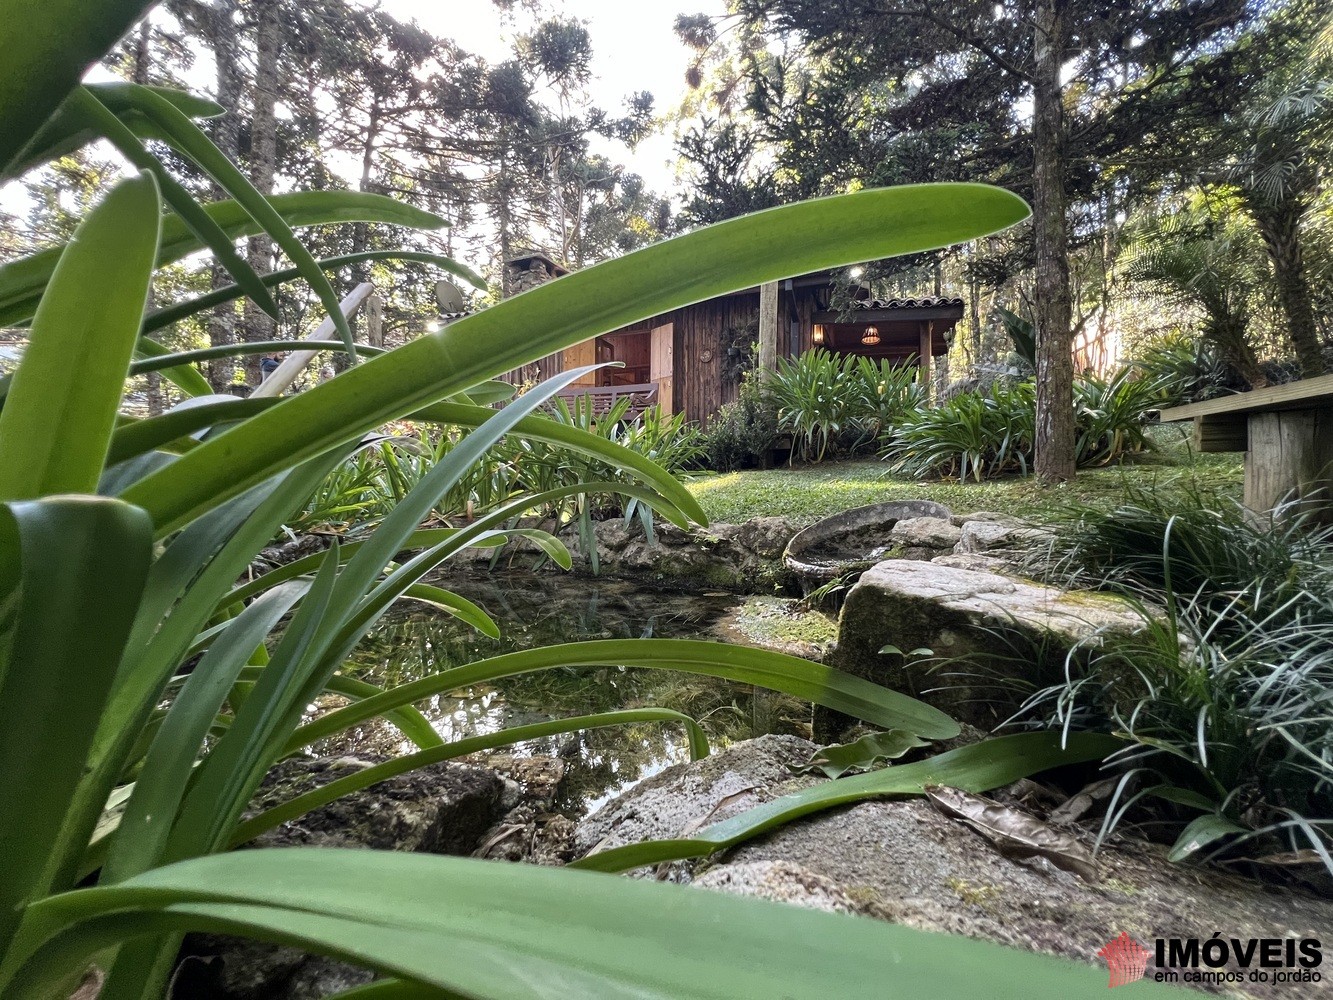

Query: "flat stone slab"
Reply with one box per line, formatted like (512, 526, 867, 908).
(820, 559, 1152, 732)
(578, 736, 1333, 998)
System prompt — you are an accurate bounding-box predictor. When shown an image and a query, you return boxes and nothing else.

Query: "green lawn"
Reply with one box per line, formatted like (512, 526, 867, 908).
(687, 427, 1244, 525)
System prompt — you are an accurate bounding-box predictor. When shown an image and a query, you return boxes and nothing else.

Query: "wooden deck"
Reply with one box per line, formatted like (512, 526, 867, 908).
(553, 382, 660, 421)
(1159, 373, 1333, 518)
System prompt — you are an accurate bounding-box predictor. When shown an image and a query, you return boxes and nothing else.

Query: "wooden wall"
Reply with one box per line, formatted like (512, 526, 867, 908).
(668, 292, 760, 427)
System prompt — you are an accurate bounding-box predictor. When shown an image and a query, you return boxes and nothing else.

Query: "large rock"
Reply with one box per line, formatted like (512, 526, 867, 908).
(954, 517, 1051, 556)
(579, 736, 1333, 999)
(576, 734, 821, 860)
(887, 516, 963, 559)
(818, 559, 1152, 735)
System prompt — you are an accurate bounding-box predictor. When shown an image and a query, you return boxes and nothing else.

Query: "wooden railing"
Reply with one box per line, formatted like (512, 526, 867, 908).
(553, 381, 659, 421)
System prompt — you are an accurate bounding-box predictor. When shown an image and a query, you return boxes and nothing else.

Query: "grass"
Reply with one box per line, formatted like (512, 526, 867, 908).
(688, 424, 1243, 525)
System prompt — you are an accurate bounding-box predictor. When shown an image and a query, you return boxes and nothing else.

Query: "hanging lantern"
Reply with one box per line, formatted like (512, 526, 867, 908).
(812, 324, 825, 345)
(860, 325, 880, 346)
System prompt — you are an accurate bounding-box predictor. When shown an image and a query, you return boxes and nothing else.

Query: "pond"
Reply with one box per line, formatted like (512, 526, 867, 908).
(315, 572, 812, 814)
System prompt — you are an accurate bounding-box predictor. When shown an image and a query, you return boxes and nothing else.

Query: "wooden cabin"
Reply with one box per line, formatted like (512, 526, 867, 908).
(501, 252, 966, 426)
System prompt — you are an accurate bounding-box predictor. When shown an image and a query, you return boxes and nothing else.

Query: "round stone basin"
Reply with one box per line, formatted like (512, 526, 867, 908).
(783, 499, 953, 584)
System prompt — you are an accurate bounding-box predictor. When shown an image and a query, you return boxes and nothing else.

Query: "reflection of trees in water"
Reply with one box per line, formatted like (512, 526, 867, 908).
(332, 573, 810, 809)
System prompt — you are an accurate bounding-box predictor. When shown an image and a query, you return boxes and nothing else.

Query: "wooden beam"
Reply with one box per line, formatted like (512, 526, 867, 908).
(758, 281, 779, 374)
(1193, 414, 1247, 453)
(1160, 372, 1333, 422)
(253, 282, 374, 398)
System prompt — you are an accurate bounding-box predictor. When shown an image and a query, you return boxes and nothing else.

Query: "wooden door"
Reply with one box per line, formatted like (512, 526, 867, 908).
(561, 338, 597, 386)
(649, 321, 674, 416)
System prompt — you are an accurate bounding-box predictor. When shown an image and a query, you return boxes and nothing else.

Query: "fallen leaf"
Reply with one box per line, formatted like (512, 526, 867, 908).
(1048, 776, 1120, 826)
(791, 730, 931, 779)
(925, 784, 1099, 881)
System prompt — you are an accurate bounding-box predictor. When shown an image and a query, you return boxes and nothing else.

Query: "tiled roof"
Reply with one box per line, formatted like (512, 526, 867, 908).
(851, 295, 964, 309)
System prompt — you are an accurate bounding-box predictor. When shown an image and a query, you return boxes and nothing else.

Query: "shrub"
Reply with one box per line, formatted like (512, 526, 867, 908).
(767, 349, 923, 463)
(883, 366, 1176, 480)
(882, 379, 1035, 481)
(701, 368, 779, 471)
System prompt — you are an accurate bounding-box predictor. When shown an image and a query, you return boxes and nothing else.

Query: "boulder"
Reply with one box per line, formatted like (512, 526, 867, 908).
(818, 560, 1151, 734)
(577, 736, 1333, 999)
(954, 518, 1051, 556)
(887, 516, 963, 559)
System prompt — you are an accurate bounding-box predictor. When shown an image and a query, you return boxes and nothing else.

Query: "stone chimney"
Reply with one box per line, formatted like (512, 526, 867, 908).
(501, 251, 570, 384)
(503, 250, 569, 297)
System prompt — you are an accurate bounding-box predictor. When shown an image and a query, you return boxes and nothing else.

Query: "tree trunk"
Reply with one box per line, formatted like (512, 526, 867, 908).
(131, 15, 166, 415)
(241, 0, 282, 386)
(1031, 0, 1076, 482)
(1249, 197, 1325, 378)
(204, 0, 243, 392)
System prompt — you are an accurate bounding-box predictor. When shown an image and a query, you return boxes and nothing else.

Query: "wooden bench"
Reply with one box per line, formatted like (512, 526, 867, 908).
(553, 382, 659, 422)
(1159, 373, 1333, 519)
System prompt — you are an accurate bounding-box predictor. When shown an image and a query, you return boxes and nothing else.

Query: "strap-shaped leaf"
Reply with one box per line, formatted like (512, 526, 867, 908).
(287, 638, 960, 756)
(0, 0, 155, 174)
(572, 732, 1124, 873)
(231, 709, 711, 846)
(116, 83, 360, 353)
(121, 184, 1030, 536)
(2, 848, 1172, 1000)
(0, 172, 160, 501)
(0, 190, 449, 327)
(143, 249, 484, 334)
(6, 83, 222, 182)
(75, 87, 279, 319)
(101, 582, 310, 884)
(0, 496, 152, 955)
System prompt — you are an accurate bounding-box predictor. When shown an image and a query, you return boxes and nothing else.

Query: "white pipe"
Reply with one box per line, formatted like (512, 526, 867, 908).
(251, 282, 375, 398)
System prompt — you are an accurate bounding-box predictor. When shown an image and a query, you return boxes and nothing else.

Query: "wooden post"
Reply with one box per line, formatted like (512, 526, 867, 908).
(758, 281, 779, 375)
(918, 321, 933, 401)
(1245, 409, 1333, 518)
(253, 282, 374, 398)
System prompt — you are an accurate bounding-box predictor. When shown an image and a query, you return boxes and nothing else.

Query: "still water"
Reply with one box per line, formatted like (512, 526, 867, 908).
(317, 572, 810, 813)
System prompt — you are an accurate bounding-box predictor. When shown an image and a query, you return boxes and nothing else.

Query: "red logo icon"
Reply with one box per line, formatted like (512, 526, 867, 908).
(1098, 932, 1152, 988)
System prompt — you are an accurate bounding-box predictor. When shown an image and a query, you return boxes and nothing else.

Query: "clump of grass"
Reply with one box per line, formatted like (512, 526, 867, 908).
(1014, 486, 1333, 873)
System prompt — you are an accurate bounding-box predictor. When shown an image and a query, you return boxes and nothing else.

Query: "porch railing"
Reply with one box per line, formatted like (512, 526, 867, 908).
(553, 381, 659, 421)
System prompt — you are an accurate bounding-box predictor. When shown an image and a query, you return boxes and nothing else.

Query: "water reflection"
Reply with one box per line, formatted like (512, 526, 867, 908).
(318, 572, 810, 814)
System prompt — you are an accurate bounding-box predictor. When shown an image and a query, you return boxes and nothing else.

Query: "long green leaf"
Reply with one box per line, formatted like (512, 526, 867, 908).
(130, 340, 385, 375)
(287, 638, 960, 755)
(0, 497, 152, 954)
(0, 190, 448, 327)
(3, 849, 1182, 999)
(0, 0, 155, 174)
(401, 583, 499, 639)
(102, 582, 310, 884)
(231, 709, 711, 846)
(133, 335, 215, 397)
(572, 732, 1122, 873)
(124, 84, 357, 353)
(121, 184, 1029, 536)
(108, 398, 280, 467)
(6, 83, 222, 181)
(0, 172, 160, 501)
(76, 87, 279, 319)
